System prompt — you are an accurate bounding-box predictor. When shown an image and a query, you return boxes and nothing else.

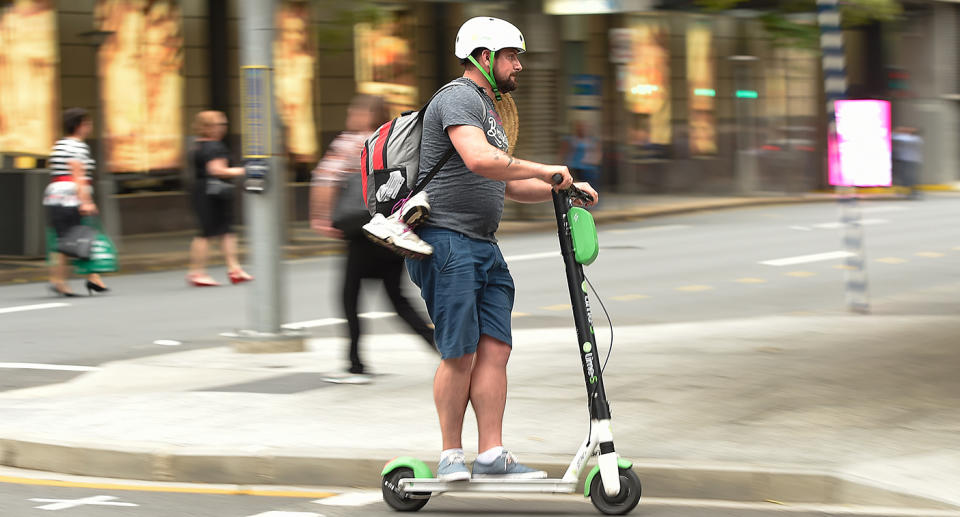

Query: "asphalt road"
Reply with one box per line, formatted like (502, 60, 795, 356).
(1, 473, 955, 517)
(3, 197, 960, 515)
(2, 196, 959, 392)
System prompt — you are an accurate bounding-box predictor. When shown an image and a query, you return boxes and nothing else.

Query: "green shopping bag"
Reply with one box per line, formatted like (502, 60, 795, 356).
(72, 217, 118, 274)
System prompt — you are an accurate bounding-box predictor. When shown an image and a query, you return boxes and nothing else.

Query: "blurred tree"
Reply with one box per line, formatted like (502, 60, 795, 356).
(693, 0, 902, 48)
(314, 1, 385, 50)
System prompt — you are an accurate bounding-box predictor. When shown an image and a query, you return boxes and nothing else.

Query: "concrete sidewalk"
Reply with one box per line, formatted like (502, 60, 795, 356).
(2, 282, 960, 509)
(0, 192, 842, 285)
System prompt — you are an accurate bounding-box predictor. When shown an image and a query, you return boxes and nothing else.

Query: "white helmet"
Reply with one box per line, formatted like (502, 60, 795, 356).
(455, 17, 526, 59)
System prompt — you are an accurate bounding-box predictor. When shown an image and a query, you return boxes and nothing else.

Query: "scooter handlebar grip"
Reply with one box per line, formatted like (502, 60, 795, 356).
(552, 173, 563, 185)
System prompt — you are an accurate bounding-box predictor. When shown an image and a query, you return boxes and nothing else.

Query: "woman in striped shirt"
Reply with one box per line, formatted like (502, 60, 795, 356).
(44, 108, 109, 297)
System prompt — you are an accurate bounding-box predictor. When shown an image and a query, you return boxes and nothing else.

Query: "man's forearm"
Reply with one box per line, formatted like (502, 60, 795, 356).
(470, 147, 547, 183)
(505, 177, 553, 203)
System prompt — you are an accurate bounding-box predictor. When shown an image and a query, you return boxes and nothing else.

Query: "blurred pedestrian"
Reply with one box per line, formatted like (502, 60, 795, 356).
(186, 110, 251, 287)
(892, 126, 923, 200)
(561, 119, 602, 192)
(311, 94, 436, 384)
(44, 107, 109, 297)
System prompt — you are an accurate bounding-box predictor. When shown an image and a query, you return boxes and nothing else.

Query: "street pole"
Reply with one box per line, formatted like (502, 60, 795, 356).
(730, 54, 758, 194)
(235, 0, 303, 352)
(817, 0, 869, 313)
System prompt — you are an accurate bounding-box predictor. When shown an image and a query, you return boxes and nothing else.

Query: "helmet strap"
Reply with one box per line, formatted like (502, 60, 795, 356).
(468, 51, 502, 101)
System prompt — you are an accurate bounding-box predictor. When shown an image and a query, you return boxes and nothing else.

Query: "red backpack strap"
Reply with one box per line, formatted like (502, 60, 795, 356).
(360, 143, 369, 205)
(371, 121, 392, 171)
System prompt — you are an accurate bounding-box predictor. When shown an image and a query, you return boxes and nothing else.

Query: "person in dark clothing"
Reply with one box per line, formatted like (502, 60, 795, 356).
(186, 110, 251, 287)
(311, 95, 436, 384)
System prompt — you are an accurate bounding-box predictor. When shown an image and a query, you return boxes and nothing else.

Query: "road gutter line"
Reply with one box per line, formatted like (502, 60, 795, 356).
(0, 474, 334, 499)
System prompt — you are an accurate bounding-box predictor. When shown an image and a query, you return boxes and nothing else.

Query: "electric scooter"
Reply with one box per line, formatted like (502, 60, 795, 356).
(380, 181, 641, 515)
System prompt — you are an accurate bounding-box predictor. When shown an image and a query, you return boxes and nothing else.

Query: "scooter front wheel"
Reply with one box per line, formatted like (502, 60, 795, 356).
(382, 467, 429, 512)
(589, 467, 641, 515)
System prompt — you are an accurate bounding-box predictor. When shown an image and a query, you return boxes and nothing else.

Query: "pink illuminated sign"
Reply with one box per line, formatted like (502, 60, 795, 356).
(828, 99, 892, 187)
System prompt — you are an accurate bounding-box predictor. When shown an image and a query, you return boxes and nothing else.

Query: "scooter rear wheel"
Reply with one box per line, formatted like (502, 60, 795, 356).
(382, 467, 429, 512)
(589, 467, 641, 515)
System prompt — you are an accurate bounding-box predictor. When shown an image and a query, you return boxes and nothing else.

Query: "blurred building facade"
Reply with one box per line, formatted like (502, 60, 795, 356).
(0, 0, 955, 238)
(885, 0, 960, 186)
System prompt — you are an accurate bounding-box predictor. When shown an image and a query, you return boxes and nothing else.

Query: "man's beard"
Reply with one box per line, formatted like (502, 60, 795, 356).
(496, 72, 518, 94)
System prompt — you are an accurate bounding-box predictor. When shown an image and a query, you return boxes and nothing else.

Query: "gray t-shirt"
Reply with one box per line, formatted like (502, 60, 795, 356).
(418, 78, 510, 242)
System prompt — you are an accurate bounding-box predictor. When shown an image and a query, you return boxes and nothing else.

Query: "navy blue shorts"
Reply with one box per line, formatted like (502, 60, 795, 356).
(406, 227, 515, 359)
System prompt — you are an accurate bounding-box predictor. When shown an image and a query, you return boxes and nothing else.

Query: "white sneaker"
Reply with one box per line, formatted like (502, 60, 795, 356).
(362, 213, 434, 259)
(399, 191, 431, 227)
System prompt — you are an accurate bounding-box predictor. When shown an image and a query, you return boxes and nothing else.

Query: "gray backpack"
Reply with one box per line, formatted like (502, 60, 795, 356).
(360, 81, 477, 216)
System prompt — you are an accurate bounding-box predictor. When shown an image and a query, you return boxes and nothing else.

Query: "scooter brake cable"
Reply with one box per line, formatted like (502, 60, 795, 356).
(584, 274, 614, 374)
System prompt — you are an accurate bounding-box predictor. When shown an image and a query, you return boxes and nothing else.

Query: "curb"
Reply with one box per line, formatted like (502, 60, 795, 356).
(0, 438, 955, 509)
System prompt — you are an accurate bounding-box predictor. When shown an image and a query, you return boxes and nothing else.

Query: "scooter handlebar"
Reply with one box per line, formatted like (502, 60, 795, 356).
(552, 173, 593, 204)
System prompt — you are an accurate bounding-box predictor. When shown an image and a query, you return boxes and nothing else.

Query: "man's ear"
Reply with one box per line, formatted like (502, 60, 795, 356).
(481, 49, 492, 69)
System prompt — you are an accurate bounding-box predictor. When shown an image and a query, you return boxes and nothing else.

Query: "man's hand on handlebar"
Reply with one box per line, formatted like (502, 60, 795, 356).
(571, 182, 599, 208)
(543, 165, 573, 190)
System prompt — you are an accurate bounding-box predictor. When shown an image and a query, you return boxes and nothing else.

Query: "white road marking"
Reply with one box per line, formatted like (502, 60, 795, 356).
(314, 490, 382, 506)
(0, 302, 69, 315)
(358, 311, 395, 320)
(789, 218, 889, 231)
(505, 251, 557, 262)
(282, 312, 398, 330)
(30, 495, 138, 510)
(0, 363, 99, 372)
(812, 218, 890, 230)
(760, 251, 854, 267)
(605, 224, 691, 234)
(860, 205, 907, 214)
(246, 512, 324, 517)
(153, 339, 182, 346)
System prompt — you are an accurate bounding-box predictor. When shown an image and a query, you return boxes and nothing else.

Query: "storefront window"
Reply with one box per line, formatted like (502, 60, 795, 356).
(354, 8, 417, 116)
(687, 21, 716, 155)
(274, 0, 317, 163)
(0, 0, 58, 158)
(625, 16, 670, 160)
(95, 0, 183, 174)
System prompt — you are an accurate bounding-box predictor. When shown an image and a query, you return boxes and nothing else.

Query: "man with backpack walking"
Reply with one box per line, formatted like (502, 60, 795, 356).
(400, 17, 598, 481)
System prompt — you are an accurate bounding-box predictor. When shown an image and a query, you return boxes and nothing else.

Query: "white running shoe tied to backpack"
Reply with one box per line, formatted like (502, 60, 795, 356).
(362, 191, 433, 259)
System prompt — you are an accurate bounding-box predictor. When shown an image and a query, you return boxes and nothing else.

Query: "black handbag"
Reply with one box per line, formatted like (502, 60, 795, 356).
(57, 224, 98, 260)
(205, 177, 235, 199)
(331, 173, 369, 239)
